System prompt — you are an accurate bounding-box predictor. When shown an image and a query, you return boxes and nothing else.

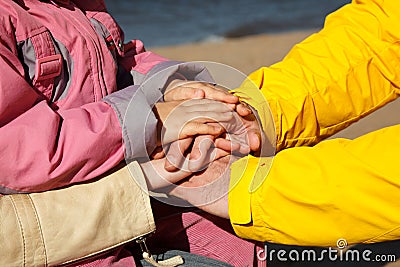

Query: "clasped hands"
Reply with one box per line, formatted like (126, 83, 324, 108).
(140, 80, 262, 218)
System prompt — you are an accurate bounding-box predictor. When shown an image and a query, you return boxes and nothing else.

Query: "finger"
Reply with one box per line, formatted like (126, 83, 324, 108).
(182, 81, 239, 104)
(164, 138, 193, 172)
(236, 143, 251, 156)
(227, 103, 236, 110)
(141, 157, 192, 190)
(185, 111, 234, 124)
(236, 103, 252, 117)
(164, 86, 205, 101)
(179, 122, 224, 139)
(189, 135, 211, 162)
(187, 135, 215, 172)
(248, 130, 261, 152)
(151, 146, 165, 160)
(215, 135, 251, 156)
(214, 138, 241, 152)
(201, 84, 239, 104)
(214, 148, 230, 160)
(190, 146, 230, 167)
(188, 136, 235, 173)
(181, 99, 235, 111)
(162, 120, 224, 145)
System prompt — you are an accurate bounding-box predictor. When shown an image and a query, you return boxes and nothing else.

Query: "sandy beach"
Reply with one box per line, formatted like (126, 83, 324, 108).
(152, 30, 400, 140)
(151, 29, 316, 75)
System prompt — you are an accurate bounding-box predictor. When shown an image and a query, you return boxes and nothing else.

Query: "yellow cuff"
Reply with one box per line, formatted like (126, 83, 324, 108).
(229, 155, 273, 240)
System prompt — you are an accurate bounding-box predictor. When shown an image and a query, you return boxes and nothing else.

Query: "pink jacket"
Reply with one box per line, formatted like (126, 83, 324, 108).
(0, 0, 212, 193)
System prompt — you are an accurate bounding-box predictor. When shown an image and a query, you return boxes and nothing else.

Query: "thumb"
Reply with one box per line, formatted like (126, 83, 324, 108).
(248, 130, 261, 152)
(164, 138, 193, 171)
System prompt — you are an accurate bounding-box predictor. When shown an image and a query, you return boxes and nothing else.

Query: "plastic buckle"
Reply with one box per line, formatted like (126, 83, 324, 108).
(35, 54, 62, 81)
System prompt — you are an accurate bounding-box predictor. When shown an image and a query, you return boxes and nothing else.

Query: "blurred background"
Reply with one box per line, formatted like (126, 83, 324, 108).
(105, 0, 350, 47)
(105, 0, 400, 140)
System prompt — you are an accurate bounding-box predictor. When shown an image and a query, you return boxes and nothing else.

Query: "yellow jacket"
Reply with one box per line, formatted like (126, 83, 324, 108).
(229, 0, 400, 247)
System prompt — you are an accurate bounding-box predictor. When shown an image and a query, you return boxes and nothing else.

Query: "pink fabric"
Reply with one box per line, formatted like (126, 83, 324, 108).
(148, 202, 266, 267)
(0, 0, 169, 193)
(73, 247, 136, 267)
(151, 211, 255, 266)
(72, 207, 267, 267)
(131, 51, 169, 75)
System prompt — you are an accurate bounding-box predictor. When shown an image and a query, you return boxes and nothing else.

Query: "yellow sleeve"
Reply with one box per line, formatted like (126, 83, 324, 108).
(229, 0, 400, 246)
(230, 124, 400, 246)
(232, 0, 400, 151)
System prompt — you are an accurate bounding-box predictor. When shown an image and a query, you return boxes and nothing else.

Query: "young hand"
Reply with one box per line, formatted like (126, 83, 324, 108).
(164, 80, 239, 107)
(154, 98, 235, 145)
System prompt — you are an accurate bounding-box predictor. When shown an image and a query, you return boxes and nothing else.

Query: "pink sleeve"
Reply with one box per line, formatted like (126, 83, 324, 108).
(0, 40, 124, 194)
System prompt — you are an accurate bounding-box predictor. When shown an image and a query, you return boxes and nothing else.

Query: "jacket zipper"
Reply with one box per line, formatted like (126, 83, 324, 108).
(62, 5, 109, 101)
(59, 230, 156, 266)
(136, 236, 184, 267)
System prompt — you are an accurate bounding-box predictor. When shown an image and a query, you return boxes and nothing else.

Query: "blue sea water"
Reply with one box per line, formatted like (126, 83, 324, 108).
(105, 0, 350, 47)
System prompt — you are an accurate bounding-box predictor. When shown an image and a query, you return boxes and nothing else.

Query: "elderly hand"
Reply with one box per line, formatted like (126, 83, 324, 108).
(215, 105, 263, 155)
(168, 155, 236, 219)
(139, 156, 192, 191)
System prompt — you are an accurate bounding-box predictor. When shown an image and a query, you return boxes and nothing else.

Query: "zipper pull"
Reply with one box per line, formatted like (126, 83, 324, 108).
(136, 237, 184, 267)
